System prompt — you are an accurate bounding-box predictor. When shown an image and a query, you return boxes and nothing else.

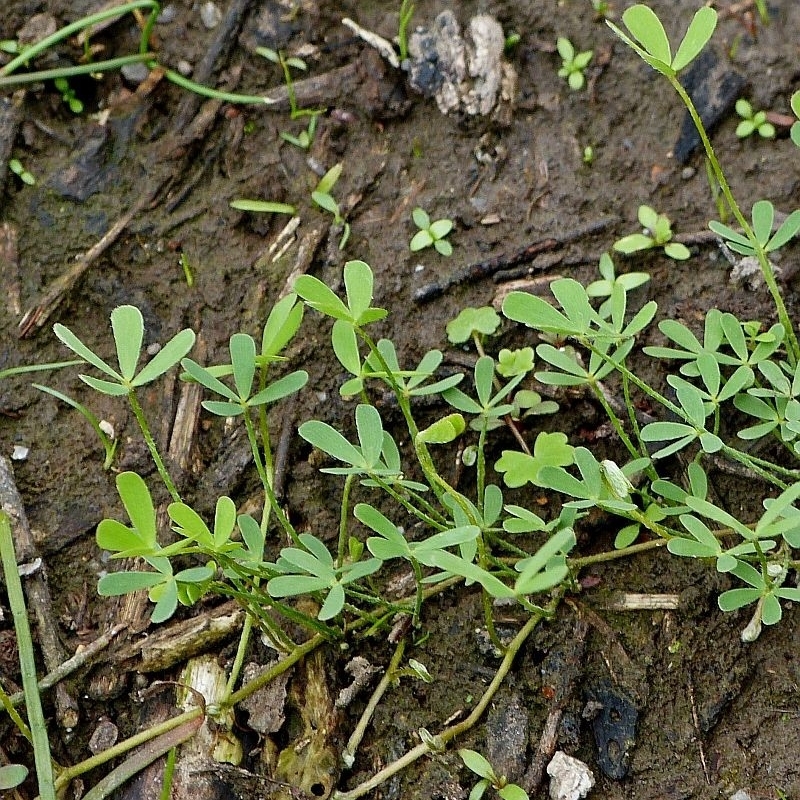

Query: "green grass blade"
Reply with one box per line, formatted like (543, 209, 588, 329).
(0, 511, 57, 800)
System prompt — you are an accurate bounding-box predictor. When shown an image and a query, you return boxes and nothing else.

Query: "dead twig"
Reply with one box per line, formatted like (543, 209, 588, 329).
(522, 618, 589, 795)
(8, 623, 127, 708)
(17, 180, 166, 338)
(170, 0, 253, 134)
(687, 674, 711, 784)
(413, 215, 616, 303)
(0, 223, 20, 316)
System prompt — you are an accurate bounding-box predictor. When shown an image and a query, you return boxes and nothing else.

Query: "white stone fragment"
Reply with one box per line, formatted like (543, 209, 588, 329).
(99, 420, 115, 438)
(11, 445, 29, 461)
(547, 751, 595, 800)
(200, 1, 222, 29)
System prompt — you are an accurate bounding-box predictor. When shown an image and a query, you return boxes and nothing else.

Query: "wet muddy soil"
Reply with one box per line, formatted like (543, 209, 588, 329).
(1, 1, 800, 799)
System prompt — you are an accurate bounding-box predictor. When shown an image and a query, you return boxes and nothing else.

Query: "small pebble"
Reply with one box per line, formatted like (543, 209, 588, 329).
(729, 791, 752, 800)
(89, 720, 119, 754)
(99, 420, 115, 438)
(121, 62, 151, 84)
(547, 751, 595, 800)
(17, 13, 57, 46)
(146, 342, 162, 356)
(157, 4, 177, 24)
(681, 166, 696, 180)
(11, 445, 29, 461)
(177, 59, 194, 77)
(200, 1, 222, 29)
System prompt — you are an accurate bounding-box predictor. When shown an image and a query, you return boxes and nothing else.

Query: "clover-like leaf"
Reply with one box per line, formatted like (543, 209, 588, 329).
(495, 431, 574, 488)
(446, 307, 501, 343)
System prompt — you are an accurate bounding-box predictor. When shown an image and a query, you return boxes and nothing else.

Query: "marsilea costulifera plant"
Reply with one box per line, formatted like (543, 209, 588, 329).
(39, 5, 800, 660)
(49, 268, 575, 643)
(486, 4, 800, 640)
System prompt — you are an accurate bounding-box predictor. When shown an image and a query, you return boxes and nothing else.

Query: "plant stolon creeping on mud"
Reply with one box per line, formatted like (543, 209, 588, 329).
(5, 4, 800, 800)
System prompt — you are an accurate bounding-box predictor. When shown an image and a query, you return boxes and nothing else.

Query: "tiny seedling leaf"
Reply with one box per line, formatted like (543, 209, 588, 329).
(671, 6, 716, 72)
(312, 190, 339, 216)
(299, 420, 364, 467)
(446, 307, 501, 343)
(110, 305, 144, 381)
(0, 764, 28, 790)
(262, 294, 304, 358)
(344, 260, 375, 321)
(614, 233, 653, 254)
(181, 358, 238, 400)
(133, 328, 196, 386)
(230, 333, 257, 399)
(621, 5, 671, 66)
(499, 785, 530, 800)
(410, 229, 433, 251)
(230, 199, 296, 215)
(412, 207, 430, 229)
(98, 570, 165, 596)
(316, 162, 343, 195)
(459, 749, 494, 780)
(766, 209, 800, 252)
(417, 413, 466, 444)
(751, 200, 774, 246)
(429, 219, 453, 239)
(248, 370, 308, 407)
(53, 323, 122, 380)
(502, 291, 576, 335)
(294, 275, 352, 321)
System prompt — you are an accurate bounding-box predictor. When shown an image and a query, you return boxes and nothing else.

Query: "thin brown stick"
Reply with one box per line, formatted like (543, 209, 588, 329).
(8, 623, 126, 708)
(522, 617, 589, 794)
(414, 216, 617, 303)
(170, 0, 253, 134)
(687, 675, 711, 785)
(18, 181, 165, 338)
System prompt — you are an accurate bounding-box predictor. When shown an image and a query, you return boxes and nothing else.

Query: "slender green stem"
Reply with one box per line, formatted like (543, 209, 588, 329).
(342, 638, 407, 767)
(338, 474, 357, 567)
(242, 411, 301, 546)
(410, 558, 424, 625)
(476, 423, 488, 515)
(669, 77, 800, 364)
(53, 708, 202, 791)
(333, 602, 553, 800)
(159, 748, 177, 800)
(569, 537, 667, 568)
(0, 512, 57, 800)
(127, 390, 180, 502)
(0, 54, 155, 87)
(591, 378, 653, 473)
(370, 476, 449, 530)
(0, 680, 32, 740)
(0, 0, 160, 76)
(0, 360, 82, 380)
(227, 634, 323, 706)
(155, 64, 278, 105)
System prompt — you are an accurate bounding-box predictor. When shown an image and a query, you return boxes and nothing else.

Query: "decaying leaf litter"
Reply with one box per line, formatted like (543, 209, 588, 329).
(1, 1, 800, 799)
